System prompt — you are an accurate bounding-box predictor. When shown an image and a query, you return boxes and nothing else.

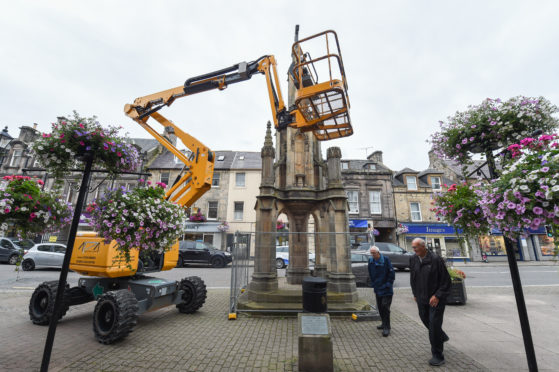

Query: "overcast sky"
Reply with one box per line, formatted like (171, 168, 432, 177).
(2, 1, 558, 172)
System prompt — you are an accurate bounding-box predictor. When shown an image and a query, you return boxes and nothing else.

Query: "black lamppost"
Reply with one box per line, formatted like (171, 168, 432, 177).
(473, 147, 538, 372)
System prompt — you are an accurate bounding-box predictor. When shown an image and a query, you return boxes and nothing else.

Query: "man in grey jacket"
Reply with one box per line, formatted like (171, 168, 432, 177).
(410, 238, 451, 367)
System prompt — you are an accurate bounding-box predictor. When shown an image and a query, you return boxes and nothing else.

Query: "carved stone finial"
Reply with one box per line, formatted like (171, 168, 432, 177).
(327, 147, 342, 159)
(264, 121, 273, 148)
(261, 121, 275, 158)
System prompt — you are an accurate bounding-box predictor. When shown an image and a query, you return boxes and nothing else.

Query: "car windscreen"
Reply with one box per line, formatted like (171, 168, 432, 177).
(13, 239, 35, 249)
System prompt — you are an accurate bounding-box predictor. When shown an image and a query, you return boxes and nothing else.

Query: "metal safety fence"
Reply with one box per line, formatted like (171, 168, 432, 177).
(228, 230, 381, 318)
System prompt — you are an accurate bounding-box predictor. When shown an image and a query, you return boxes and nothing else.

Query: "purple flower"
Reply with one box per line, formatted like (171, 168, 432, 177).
(533, 207, 543, 215)
(541, 167, 550, 172)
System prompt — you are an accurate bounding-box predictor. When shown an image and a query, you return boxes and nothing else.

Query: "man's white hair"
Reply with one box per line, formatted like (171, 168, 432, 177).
(369, 246, 380, 253)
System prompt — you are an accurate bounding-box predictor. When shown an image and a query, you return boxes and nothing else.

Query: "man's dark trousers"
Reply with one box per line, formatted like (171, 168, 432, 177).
(417, 300, 448, 359)
(376, 294, 393, 329)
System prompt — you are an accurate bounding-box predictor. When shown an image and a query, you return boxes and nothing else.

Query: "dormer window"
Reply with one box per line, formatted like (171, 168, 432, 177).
(431, 176, 441, 190)
(341, 162, 349, 170)
(238, 155, 245, 160)
(406, 176, 417, 191)
(368, 164, 376, 170)
(217, 155, 225, 161)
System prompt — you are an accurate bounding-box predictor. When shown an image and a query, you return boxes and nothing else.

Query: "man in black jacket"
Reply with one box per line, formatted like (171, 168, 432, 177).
(410, 238, 451, 367)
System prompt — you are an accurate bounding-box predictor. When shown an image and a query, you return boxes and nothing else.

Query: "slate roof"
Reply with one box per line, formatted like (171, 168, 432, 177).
(148, 150, 262, 171)
(341, 159, 392, 173)
(125, 138, 159, 153)
(230, 151, 261, 170)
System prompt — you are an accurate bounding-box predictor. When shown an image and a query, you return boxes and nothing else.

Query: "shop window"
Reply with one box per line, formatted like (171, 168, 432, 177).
(537, 235, 556, 256)
(444, 237, 467, 258)
(478, 235, 506, 255)
(208, 201, 218, 219)
(405, 236, 426, 250)
(346, 190, 359, 214)
(203, 235, 214, 245)
(160, 171, 170, 186)
(212, 172, 220, 187)
(234, 201, 244, 220)
(236, 172, 245, 187)
(406, 176, 417, 190)
(369, 191, 381, 214)
(431, 176, 441, 190)
(410, 202, 422, 221)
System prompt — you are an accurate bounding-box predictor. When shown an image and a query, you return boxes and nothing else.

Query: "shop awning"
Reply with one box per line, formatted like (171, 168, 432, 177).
(349, 219, 368, 228)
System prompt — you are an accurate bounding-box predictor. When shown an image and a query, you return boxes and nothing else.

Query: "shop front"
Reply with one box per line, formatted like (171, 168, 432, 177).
(349, 219, 395, 248)
(528, 227, 557, 261)
(183, 221, 223, 250)
(399, 223, 470, 261)
(477, 229, 528, 261)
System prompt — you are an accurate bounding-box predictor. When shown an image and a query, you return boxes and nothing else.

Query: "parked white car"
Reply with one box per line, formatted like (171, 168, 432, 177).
(21, 243, 67, 271)
(275, 245, 315, 269)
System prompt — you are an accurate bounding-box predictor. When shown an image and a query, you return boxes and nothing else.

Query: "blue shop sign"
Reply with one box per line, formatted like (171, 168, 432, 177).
(349, 219, 368, 228)
(406, 224, 456, 235)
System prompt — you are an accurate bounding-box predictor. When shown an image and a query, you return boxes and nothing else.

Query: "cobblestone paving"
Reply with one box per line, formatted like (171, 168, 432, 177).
(0, 288, 488, 371)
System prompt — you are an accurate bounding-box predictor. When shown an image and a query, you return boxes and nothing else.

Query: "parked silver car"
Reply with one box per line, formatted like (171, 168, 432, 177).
(21, 243, 67, 271)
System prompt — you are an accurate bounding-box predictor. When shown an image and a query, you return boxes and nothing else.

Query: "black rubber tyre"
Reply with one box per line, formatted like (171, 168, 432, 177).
(176, 256, 184, 268)
(211, 256, 225, 268)
(275, 258, 285, 269)
(29, 281, 69, 325)
(176, 276, 207, 314)
(8, 254, 19, 265)
(22, 259, 35, 271)
(93, 289, 138, 344)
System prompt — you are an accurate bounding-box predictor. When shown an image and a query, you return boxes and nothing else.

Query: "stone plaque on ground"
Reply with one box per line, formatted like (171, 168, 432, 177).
(301, 315, 329, 335)
(298, 313, 333, 372)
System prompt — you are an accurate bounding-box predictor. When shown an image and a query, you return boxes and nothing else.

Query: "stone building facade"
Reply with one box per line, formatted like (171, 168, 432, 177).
(340, 150, 397, 246)
(392, 167, 468, 260)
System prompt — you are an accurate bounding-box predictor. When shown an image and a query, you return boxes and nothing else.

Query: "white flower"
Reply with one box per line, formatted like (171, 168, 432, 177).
(552, 185, 559, 192)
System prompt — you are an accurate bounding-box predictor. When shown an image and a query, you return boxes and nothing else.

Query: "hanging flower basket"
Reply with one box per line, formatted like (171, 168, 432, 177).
(429, 96, 559, 164)
(87, 182, 186, 262)
(395, 223, 409, 235)
(32, 112, 141, 179)
(189, 209, 206, 222)
(217, 221, 229, 232)
(0, 175, 72, 237)
(477, 134, 559, 240)
(372, 228, 380, 236)
(431, 182, 490, 238)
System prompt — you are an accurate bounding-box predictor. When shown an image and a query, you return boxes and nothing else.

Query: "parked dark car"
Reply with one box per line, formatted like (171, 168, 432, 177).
(350, 250, 372, 287)
(0, 237, 35, 265)
(358, 242, 413, 270)
(177, 240, 232, 268)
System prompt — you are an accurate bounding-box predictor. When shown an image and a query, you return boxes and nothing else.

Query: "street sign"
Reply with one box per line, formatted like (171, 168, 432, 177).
(49, 236, 57, 242)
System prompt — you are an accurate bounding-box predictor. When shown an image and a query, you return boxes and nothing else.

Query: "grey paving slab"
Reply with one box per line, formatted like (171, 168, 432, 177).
(0, 288, 487, 371)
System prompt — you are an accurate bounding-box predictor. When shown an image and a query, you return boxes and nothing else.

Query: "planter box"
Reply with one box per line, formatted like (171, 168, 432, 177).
(447, 279, 467, 305)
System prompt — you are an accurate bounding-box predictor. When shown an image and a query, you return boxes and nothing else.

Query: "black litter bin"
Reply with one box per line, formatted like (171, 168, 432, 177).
(302, 277, 327, 313)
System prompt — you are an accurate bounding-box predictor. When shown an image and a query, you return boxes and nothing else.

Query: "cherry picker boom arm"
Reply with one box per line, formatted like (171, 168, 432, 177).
(124, 29, 353, 207)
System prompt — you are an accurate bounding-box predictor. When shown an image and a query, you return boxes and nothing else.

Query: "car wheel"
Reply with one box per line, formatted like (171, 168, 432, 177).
(93, 289, 138, 344)
(22, 259, 35, 271)
(176, 276, 207, 314)
(211, 256, 225, 268)
(29, 281, 69, 325)
(176, 256, 184, 268)
(8, 254, 19, 265)
(275, 258, 285, 269)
